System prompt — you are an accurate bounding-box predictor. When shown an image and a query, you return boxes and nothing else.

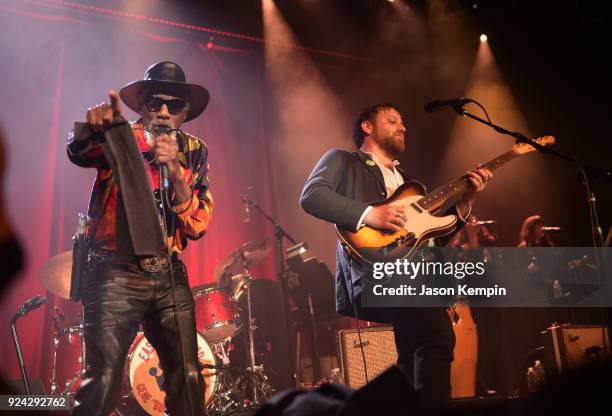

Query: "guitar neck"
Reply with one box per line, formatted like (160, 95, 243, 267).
(417, 148, 520, 212)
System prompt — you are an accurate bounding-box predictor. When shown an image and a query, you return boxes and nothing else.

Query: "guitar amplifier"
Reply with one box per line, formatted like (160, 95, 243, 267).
(337, 326, 397, 388)
(543, 324, 611, 375)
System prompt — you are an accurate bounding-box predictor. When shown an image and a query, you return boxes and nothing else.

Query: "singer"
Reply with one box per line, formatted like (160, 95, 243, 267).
(66, 62, 213, 416)
(518, 214, 555, 248)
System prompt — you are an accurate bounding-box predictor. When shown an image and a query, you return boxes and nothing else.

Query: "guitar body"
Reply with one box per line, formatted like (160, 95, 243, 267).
(335, 136, 556, 265)
(336, 181, 457, 264)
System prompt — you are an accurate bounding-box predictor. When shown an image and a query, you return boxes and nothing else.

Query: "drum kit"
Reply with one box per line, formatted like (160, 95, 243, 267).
(40, 237, 278, 415)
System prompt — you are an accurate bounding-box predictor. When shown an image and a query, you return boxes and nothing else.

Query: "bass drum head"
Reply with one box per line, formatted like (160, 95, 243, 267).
(115, 331, 217, 416)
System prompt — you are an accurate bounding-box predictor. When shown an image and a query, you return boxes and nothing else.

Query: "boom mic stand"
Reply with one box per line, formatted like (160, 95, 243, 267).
(11, 296, 47, 395)
(10, 316, 30, 395)
(243, 195, 300, 387)
(443, 99, 611, 275)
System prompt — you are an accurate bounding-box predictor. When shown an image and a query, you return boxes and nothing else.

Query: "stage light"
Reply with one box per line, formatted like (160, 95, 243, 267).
(480, 34, 488, 42)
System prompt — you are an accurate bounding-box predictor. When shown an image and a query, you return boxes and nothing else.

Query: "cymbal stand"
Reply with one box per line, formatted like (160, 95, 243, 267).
(232, 253, 276, 410)
(49, 308, 66, 395)
(240, 254, 259, 402)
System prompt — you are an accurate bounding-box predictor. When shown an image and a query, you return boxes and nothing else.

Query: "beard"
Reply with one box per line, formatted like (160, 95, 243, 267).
(379, 134, 406, 157)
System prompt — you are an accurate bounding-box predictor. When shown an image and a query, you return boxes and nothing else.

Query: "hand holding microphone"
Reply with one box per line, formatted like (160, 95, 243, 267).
(152, 125, 180, 191)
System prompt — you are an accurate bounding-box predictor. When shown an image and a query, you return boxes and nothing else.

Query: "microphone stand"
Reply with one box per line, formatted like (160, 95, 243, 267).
(10, 313, 31, 395)
(244, 196, 299, 387)
(449, 101, 611, 277)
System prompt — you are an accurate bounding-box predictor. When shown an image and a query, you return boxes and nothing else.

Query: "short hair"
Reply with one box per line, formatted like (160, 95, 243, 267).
(352, 103, 402, 148)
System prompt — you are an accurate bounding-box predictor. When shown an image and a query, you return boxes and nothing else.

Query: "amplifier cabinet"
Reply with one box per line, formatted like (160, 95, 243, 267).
(337, 326, 397, 388)
(543, 324, 610, 375)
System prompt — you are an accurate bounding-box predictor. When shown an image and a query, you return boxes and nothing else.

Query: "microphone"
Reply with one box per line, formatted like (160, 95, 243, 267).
(152, 125, 171, 191)
(424, 98, 473, 113)
(541, 226, 562, 231)
(17, 296, 47, 317)
(475, 220, 496, 225)
(242, 195, 251, 223)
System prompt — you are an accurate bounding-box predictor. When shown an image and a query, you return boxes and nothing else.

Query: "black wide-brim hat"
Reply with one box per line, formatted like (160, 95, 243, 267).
(119, 61, 209, 122)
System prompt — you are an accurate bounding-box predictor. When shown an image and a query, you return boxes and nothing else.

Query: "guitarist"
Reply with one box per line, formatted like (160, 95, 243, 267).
(299, 103, 492, 405)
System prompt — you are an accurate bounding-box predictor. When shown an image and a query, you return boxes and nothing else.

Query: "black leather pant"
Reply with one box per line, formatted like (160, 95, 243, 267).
(72, 256, 205, 416)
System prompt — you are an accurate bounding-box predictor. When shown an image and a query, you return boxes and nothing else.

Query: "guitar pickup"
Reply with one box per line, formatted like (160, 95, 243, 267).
(379, 232, 416, 253)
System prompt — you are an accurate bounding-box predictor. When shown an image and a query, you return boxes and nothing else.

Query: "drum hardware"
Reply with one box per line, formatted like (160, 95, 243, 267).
(240, 195, 308, 389)
(221, 254, 264, 404)
(50, 306, 66, 395)
(39, 250, 81, 398)
(49, 307, 85, 398)
(63, 320, 85, 396)
(214, 238, 276, 372)
(39, 247, 86, 397)
(211, 337, 232, 366)
(198, 336, 275, 416)
(206, 364, 275, 416)
(242, 270, 259, 402)
(208, 236, 280, 409)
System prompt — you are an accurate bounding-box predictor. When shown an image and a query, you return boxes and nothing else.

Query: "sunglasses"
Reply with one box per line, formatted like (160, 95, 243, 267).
(144, 96, 187, 115)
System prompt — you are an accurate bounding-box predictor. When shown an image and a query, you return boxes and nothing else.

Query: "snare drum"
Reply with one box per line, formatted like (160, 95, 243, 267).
(194, 287, 241, 342)
(115, 331, 217, 416)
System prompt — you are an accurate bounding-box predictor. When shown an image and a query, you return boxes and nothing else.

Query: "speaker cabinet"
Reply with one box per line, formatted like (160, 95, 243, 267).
(337, 326, 397, 388)
(543, 324, 610, 375)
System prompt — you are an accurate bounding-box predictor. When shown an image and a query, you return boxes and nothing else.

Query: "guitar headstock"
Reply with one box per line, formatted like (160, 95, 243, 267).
(513, 135, 556, 155)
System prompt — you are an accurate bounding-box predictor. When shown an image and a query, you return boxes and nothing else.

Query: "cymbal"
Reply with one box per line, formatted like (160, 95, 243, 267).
(40, 250, 73, 299)
(213, 237, 275, 282)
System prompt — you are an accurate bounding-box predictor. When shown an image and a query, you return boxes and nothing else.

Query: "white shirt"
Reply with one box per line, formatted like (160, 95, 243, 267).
(356, 152, 404, 229)
(355, 152, 471, 229)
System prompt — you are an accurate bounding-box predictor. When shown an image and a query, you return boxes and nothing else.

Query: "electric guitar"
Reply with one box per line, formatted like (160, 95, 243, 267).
(336, 136, 556, 264)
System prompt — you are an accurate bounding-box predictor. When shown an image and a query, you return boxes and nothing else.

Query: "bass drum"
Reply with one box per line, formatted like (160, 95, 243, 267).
(114, 331, 218, 416)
